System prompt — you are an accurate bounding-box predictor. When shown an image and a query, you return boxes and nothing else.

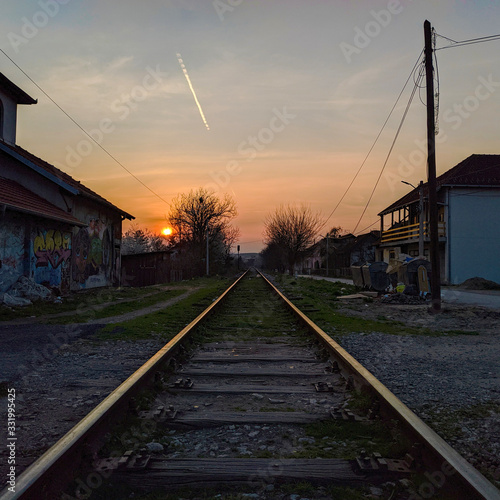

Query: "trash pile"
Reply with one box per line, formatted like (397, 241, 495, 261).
(381, 292, 427, 305)
(1, 276, 52, 307)
(351, 256, 432, 305)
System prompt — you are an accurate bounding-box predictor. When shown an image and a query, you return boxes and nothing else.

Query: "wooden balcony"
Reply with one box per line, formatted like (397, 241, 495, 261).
(380, 221, 446, 245)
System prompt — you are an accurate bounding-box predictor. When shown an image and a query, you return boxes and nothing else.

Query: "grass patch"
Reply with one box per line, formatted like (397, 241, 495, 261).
(276, 274, 476, 337)
(347, 390, 374, 414)
(424, 401, 500, 442)
(0, 285, 174, 322)
(279, 482, 368, 499)
(231, 406, 247, 412)
(47, 289, 185, 324)
(296, 419, 409, 459)
(192, 275, 309, 343)
(96, 277, 230, 341)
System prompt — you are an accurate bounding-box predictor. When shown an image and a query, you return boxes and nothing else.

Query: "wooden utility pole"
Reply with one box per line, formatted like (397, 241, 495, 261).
(424, 20, 441, 312)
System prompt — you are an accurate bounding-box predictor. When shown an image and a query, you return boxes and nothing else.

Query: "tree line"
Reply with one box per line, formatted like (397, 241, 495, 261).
(123, 186, 329, 276)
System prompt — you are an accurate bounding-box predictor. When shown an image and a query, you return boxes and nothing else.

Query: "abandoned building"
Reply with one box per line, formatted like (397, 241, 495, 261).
(0, 72, 134, 293)
(378, 154, 500, 284)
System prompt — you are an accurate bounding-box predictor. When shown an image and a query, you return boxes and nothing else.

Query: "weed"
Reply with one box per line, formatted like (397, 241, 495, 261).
(347, 390, 374, 414)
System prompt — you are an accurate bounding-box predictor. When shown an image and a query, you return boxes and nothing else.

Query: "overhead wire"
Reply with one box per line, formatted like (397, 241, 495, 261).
(0, 48, 171, 207)
(435, 32, 500, 50)
(318, 49, 424, 235)
(433, 28, 440, 135)
(351, 60, 425, 234)
(353, 219, 379, 236)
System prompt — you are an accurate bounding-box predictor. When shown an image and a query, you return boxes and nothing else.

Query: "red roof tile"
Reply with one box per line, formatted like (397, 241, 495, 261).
(0, 139, 134, 219)
(0, 177, 85, 226)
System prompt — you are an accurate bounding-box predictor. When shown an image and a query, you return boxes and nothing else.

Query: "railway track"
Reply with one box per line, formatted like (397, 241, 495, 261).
(2, 270, 499, 499)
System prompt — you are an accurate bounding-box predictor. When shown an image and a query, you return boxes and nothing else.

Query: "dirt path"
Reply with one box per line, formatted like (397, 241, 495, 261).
(86, 288, 197, 324)
(0, 287, 198, 326)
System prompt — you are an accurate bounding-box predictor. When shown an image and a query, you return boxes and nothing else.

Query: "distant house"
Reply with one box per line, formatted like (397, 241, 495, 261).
(301, 231, 380, 277)
(0, 73, 134, 293)
(378, 154, 500, 284)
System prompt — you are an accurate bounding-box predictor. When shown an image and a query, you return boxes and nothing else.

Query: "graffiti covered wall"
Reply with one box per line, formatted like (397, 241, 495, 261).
(31, 228, 72, 291)
(72, 218, 112, 289)
(0, 217, 26, 293)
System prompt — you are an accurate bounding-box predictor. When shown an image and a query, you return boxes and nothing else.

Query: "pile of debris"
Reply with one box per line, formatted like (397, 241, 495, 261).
(380, 293, 427, 305)
(1, 276, 52, 307)
(459, 277, 500, 290)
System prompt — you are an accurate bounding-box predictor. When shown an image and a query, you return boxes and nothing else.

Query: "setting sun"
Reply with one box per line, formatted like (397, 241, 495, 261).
(162, 227, 173, 236)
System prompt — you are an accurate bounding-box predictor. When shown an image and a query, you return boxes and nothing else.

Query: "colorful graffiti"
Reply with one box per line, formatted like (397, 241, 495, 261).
(33, 230, 71, 268)
(31, 228, 72, 290)
(72, 218, 112, 287)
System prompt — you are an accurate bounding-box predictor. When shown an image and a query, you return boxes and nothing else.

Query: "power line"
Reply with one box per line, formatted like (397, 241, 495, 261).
(353, 219, 379, 236)
(319, 49, 424, 234)
(0, 48, 171, 208)
(435, 32, 500, 50)
(352, 60, 425, 234)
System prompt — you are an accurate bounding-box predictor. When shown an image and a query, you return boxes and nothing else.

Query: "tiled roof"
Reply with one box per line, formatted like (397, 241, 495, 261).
(379, 154, 500, 215)
(0, 139, 134, 220)
(0, 177, 85, 226)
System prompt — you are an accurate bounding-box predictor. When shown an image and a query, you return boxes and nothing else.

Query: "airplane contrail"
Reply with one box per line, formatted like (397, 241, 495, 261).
(176, 52, 210, 131)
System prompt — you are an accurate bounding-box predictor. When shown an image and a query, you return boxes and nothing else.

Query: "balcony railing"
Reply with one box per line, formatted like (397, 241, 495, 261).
(381, 221, 446, 244)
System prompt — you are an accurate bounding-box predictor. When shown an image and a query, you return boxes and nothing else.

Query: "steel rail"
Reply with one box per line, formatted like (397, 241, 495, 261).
(1, 270, 249, 500)
(257, 270, 500, 500)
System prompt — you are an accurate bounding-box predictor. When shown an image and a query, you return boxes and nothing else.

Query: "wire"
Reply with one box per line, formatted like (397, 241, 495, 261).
(433, 28, 440, 135)
(353, 219, 379, 236)
(435, 32, 500, 50)
(318, 49, 424, 235)
(352, 64, 424, 234)
(0, 48, 171, 208)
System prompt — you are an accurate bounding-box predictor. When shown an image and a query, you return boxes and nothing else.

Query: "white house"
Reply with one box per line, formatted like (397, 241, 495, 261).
(378, 154, 500, 285)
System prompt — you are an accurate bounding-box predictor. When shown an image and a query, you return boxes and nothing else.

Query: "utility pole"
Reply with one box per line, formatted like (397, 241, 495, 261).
(424, 20, 441, 312)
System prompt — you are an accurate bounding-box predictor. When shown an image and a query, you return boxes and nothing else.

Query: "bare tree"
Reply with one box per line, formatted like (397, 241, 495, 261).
(167, 188, 238, 274)
(263, 204, 322, 275)
(122, 225, 169, 255)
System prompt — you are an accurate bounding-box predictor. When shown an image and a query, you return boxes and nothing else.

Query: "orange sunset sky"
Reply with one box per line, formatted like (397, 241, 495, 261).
(2, 0, 499, 252)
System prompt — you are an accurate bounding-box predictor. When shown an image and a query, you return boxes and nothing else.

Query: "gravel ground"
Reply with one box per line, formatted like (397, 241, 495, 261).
(337, 330, 500, 486)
